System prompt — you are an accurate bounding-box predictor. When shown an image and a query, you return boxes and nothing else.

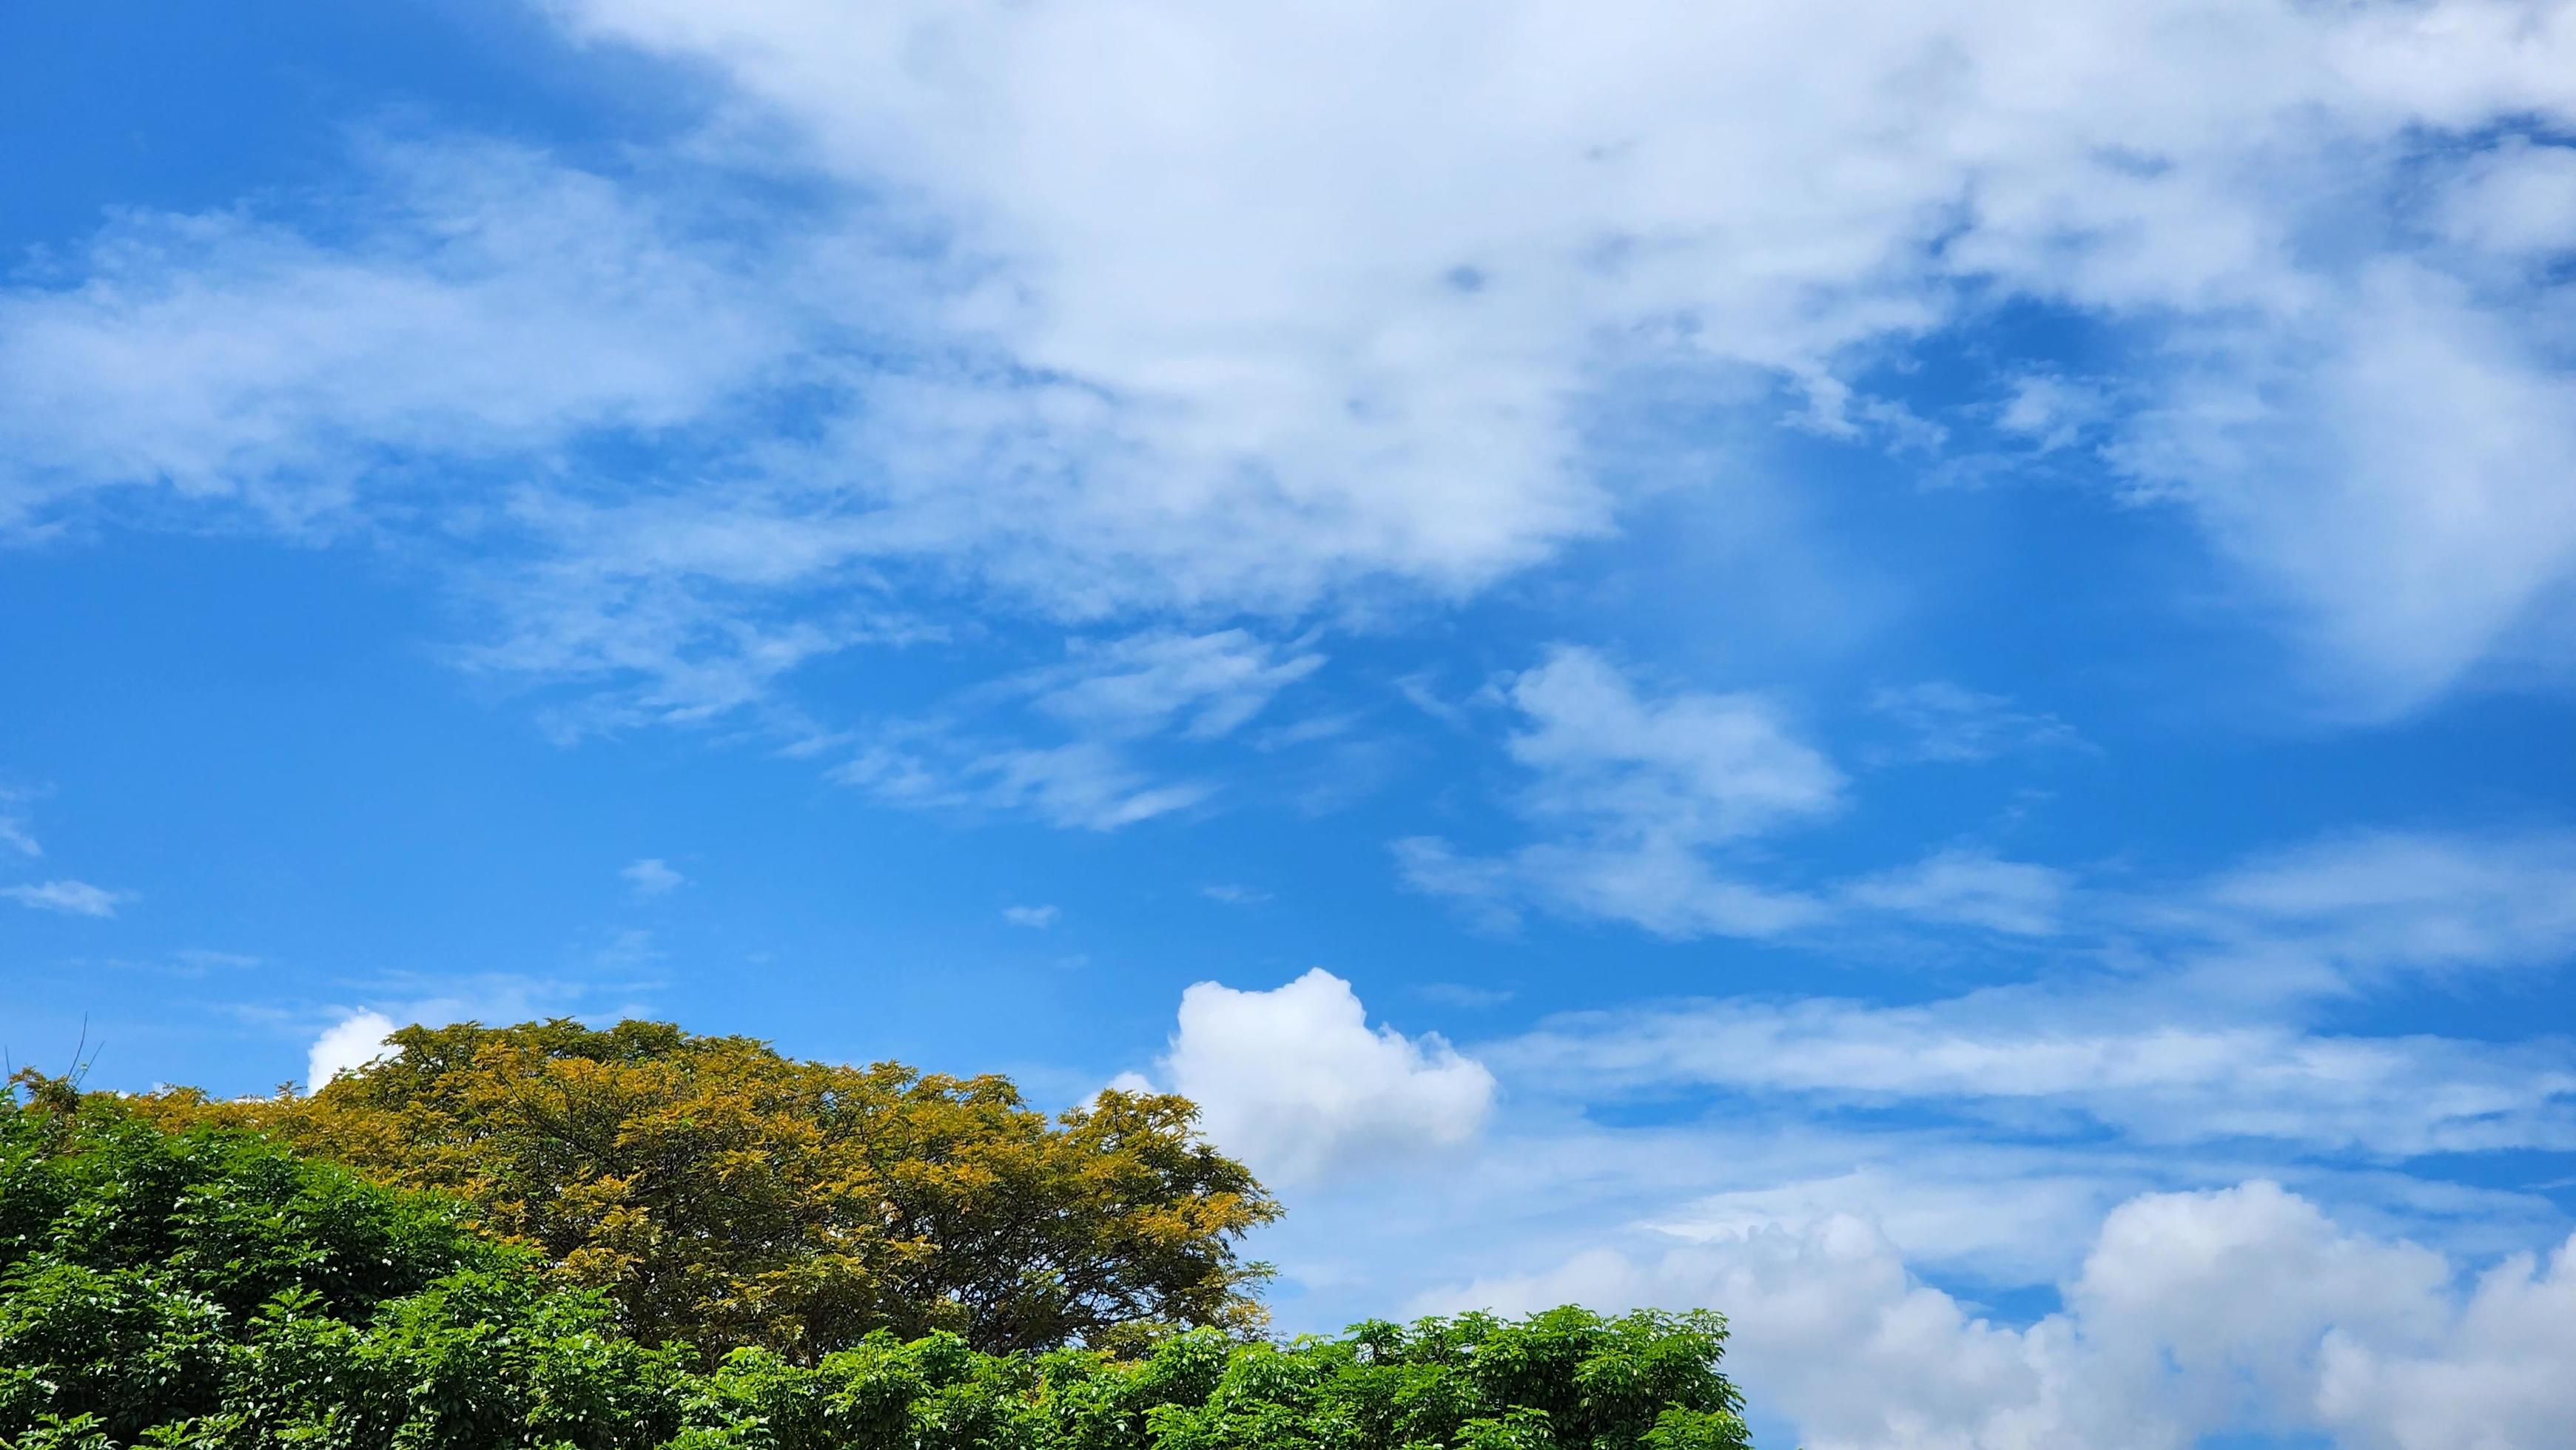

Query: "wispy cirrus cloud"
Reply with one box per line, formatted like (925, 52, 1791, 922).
(1492, 991, 2576, 1158)
(3, 880, 126, 917)
(1866, 681, 2089, 765)
(2171, 829, 2576, 991)
(833, 627, 1327, 831)
(1396, 647, 1839, 938)
(1839, 846, 2074, 937)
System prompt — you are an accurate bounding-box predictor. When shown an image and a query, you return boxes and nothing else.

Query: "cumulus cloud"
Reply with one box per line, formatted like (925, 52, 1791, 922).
(2, 879, 125, 917)
(306, 1010, 400, 1092)
(536, 0, 2576, 710)
(2316, 1234, 2576, 1450)
(1137, 968, 1496, 1186)
(1422, 1181, 2576, 1450)
(1, 3, 2570, 723)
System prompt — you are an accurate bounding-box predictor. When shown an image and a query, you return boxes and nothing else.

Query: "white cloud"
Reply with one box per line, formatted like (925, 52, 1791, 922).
(2116, 263, 2576, 712)
(0, 815, 38, 858)
(1993, 373, 2111, 453)
(827, 628, 1326, 830)
(1866, 682, 2088, 764)
(1492, 991, 2576, 1157)
(1, 4, 2569, 721)
(620, 857, 687, 895)
(2435, 136, 2576, 262)
(306, 1009, 400, 1092)
(2316, 1234, 2576, 1450)
(1198, 883, 1271, 906)
(2189, 829, 2576, 977)
(1843, 847, 2072, 936)
(534, 0, 2576, 709)
(838, 737, 1214, 830)
(1643, 1166, 2137, 1288)
(1420, 1181, 2576, 1450)
(0, 139, 800, 532)
(1399, 647, 1839, 938)
(1140, 968, 1496, 1186)
(2, 879, 125, 917)
(1019, 629, 1324, 741)
(1505, 647, 1843, 842)
(1002, 903, 1059, 928)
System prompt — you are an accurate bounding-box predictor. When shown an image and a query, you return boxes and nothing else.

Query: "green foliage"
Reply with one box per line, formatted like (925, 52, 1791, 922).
(2, 1085, 1758, 1450)
(128, 1019, 1280, 1360)
(661, 1309, 1752, 1450)
(0, 1090, 685, 1448)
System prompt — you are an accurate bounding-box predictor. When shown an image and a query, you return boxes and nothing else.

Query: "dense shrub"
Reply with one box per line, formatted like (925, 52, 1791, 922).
(2, 1085, 1756, 1450)
(670, 1306, 1752, 1450)
(1, 1087, 686, 1447)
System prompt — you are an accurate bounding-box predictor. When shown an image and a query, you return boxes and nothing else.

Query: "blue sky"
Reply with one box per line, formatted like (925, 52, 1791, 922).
(6, 4, 2576, 1446)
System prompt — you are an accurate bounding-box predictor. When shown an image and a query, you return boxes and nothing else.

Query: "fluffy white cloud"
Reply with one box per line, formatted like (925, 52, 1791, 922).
(306, 1010, 400, 1093)
(2316, 1234, 2576, 1450)
(2, 879, 124, 917)
(1422, 1181, 2576, 1450)
(537, 0, 2576, 709)
(1138, 968, 1496, 1186)
(4, 3, 2572, 718)
(621, 857, 687, 895)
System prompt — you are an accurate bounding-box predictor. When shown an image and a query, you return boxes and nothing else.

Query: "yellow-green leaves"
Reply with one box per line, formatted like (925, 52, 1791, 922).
(129, 1019, 1280, 1361)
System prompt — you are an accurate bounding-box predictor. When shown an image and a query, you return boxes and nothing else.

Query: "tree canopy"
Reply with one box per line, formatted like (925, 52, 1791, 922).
(127, 1019, 1280, 1360)
(0, 1090, 1758, 1450)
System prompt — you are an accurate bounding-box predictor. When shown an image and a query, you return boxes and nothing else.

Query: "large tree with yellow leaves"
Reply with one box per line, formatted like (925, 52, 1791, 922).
(132, 1019, 1278, 1362)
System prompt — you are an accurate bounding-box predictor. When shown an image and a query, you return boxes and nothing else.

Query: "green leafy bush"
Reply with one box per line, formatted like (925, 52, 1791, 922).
(1, 1091, 1755, 1450)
